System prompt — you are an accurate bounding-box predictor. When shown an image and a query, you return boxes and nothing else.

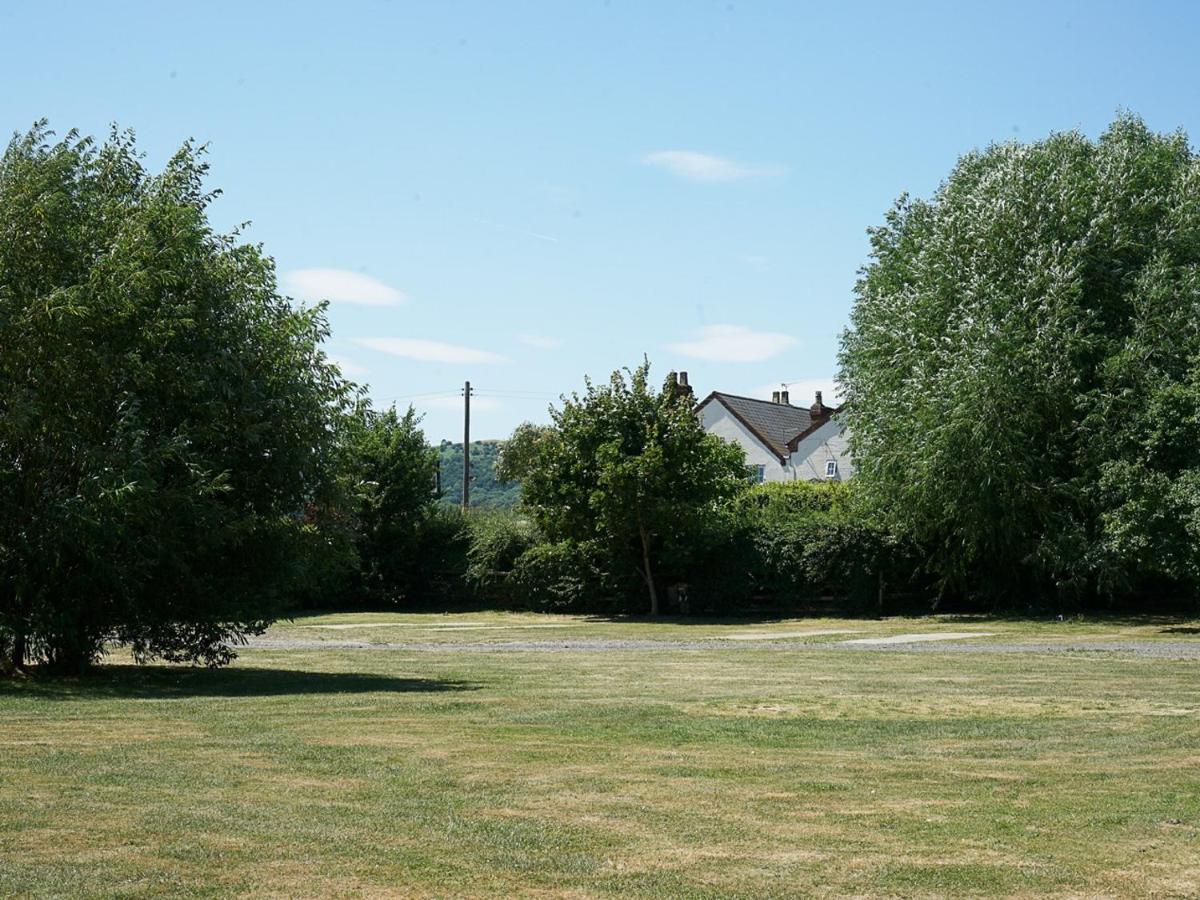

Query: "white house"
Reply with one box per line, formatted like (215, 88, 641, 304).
(691, 380, 854, 484)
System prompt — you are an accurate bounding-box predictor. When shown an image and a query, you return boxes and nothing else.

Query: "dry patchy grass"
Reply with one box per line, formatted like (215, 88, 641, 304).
(1, 614, 1198, 897)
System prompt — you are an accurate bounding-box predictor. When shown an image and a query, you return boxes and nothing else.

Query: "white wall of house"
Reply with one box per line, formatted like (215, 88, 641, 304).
(699, 402, 790, 482)
(788, 418, 855, 482)
(700, 401, 855, 484)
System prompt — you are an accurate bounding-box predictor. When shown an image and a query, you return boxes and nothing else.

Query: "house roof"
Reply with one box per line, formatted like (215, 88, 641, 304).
(696, 391, 821, 463)
(786, 407, 844, 453)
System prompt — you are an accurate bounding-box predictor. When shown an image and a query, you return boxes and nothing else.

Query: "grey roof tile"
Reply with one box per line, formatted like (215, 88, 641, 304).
(701, 392, 815, 460)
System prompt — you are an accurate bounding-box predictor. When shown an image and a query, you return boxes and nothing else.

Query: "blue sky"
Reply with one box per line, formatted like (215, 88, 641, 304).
(3, 1, 1199, 440)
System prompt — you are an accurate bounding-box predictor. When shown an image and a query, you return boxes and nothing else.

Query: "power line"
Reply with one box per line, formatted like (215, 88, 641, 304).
(374, 390, 461, 403)
(472, 390, 559, 398)
(473, 387, 558, 393)
(377, 388, 560, 402)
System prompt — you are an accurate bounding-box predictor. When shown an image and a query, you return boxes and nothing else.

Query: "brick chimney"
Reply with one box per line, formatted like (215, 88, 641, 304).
(771, 390, 781, 404)
(667, 370, 694, 402)
(780, 390, 790, 405)
(810, 390, 831, 421)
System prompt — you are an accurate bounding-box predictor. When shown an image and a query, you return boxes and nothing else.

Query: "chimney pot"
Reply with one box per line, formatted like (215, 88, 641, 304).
(679, 371, 688, 386)
(815, 391, 823, 406)
(771, 391, 780, 404)
(780, 390, 790, 405)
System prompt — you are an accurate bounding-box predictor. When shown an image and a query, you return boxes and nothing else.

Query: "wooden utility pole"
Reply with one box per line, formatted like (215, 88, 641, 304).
(462, 381, 472, 510)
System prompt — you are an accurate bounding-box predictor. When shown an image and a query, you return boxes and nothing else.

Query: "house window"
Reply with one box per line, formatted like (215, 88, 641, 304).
(750, 464, 766, 484)
(825, 460, 838, 478)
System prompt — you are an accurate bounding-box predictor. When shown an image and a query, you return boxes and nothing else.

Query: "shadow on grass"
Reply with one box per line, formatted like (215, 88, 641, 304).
(0, 665, 478, 701)
(1161, 626, 1200, 635)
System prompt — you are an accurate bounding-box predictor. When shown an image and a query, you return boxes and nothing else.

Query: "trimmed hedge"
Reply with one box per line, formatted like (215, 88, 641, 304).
(298, 482, 930, 616)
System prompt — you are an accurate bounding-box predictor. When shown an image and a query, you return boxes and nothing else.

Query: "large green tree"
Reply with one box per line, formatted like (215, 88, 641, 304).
(840, 114, 1200, 604)
(291, 403, 442, 610)
(0, 123, 356, 672)
(353, 406, 441, 603)
(498, 363, 747, 614)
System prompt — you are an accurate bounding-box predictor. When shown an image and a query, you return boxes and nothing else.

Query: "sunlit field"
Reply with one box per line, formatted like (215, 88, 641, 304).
(2, 612, 1198, 898)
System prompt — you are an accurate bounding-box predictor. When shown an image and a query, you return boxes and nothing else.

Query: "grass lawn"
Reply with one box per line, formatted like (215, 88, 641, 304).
(1, 613, 1198, 898)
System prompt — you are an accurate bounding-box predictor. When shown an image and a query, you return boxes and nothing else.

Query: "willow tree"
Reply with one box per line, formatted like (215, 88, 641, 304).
(0, 123, 356, 672)
(840, 114, 1200, 605)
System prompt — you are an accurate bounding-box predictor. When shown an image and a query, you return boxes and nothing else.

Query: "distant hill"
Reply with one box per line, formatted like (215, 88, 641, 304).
(436, 440, 521, 509)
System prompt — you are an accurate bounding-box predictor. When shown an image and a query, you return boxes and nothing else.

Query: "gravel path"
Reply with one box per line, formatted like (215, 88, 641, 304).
(243, 636, 1200, 659)
(839, 640, 1200, 659)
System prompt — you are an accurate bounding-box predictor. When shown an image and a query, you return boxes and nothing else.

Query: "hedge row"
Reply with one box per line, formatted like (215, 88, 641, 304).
(296, 482, 935, 616)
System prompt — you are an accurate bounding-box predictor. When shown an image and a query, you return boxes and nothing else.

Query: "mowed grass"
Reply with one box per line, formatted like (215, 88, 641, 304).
(0, 614, 1197, 898)
(263, 608, 1200, 646)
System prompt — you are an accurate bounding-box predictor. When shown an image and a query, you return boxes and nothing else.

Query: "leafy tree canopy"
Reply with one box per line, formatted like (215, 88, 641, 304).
(354, 406, 441, 602)
(0, 122, 356, 672)
(840, 113, 1200, 603)
(498, 361, 748, 613)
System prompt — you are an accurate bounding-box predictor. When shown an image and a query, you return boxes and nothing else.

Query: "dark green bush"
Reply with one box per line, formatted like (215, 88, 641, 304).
(684, 481, 916, 615)
(301, 465, 926, 616)
(409, 506, 471, 606)
(669, 506, 761, 614)
(290, 513, 362, 610)
(755, 518, 887, 611)
(464, 510, 540, 604)
(509, 540, 613, 612)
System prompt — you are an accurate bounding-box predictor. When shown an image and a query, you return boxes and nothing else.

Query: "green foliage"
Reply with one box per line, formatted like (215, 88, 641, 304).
(464, 510, 540, 602)
(408, 505, 472, 606)
(355, 406, 441, 603)
(436, 440, 521, 509)
(294, 406, 463, 610)
(498, 361, 749, 613)
(508, 540, 611, 612)
(367, 471, 918, 617)
(685, 482, 904, 614)
(730, 480, 856, 528)
(840, 113, 1200, 606)
(667, 503, 759, 613)
(0, 122, 356, 672)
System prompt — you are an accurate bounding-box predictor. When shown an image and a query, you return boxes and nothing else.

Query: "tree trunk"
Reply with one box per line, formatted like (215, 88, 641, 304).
(45, 625, 93, 676)
(12, 630, 26, 672)
(637, 516, 659, 616)
(2, 630, 26, 676)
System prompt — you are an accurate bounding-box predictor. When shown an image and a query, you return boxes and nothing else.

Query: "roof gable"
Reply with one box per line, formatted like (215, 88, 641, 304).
(786, 406, 845, 452)
(698, 392, 815, 462)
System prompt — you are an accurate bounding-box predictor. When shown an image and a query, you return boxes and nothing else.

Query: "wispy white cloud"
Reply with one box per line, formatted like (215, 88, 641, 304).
(329, 355, 368, 378)
(667, 324, 797, 363)
(423, 395, 502, 412)
(285, 268, 406, 306)
(642, 150, 787, 183)
(517, 333, 563, 350)
(354, 337, 508, 365)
